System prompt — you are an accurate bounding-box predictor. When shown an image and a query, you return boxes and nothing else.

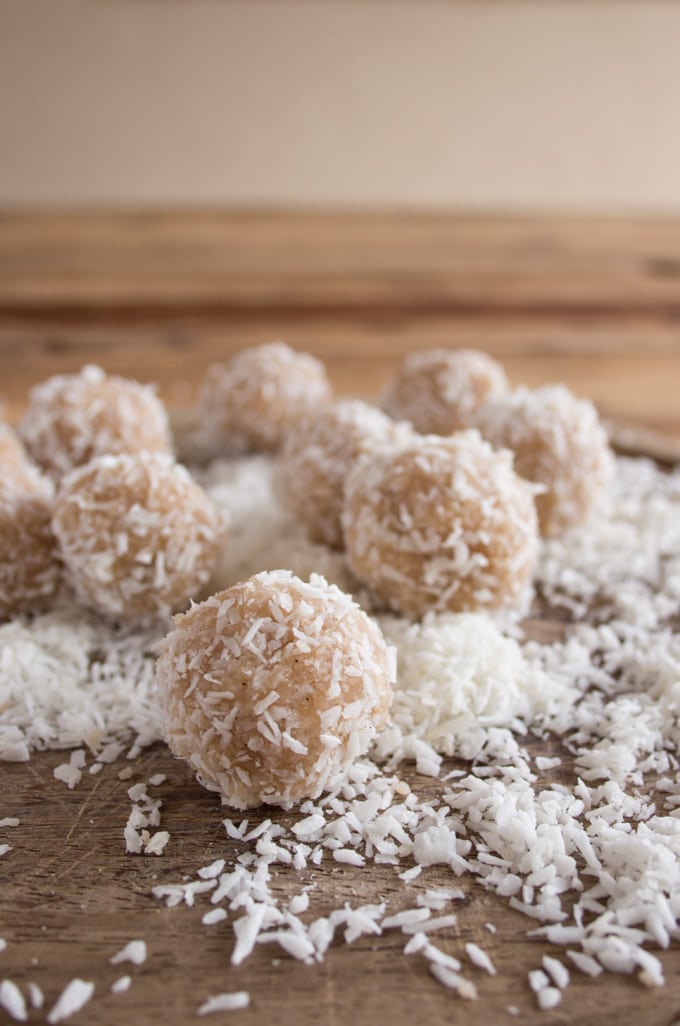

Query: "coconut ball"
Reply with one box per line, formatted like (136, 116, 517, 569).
(20, 364, 173, 478)
(52, 453, 227, 620)
(343, 431, 538, 618)
(381, 348, 508, 435)
(0, 474, 61, 619)
(156, 570, 394, 809)
(0, 423, 48, 492)
(199, 342, 333, 454)
(274, 400, 413, 549)
(0, 423, 30, 473)
(473, 385, 614, 536)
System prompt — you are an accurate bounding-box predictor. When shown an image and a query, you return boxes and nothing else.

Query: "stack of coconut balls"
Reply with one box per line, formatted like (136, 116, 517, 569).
(2, 342, 613, 810)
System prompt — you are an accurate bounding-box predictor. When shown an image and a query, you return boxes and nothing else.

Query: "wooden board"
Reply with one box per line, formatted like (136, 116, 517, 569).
(4, 727, 680, 1026)
(2, 211, 680, 1025)
(5, 211, 680, 315)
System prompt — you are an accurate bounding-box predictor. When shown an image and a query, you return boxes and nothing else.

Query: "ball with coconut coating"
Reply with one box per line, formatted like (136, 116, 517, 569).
(0, 473, 61, 618)
(0, 423, 48, 493)
(52, 453, 226, 620)
(199, 342, 332, 454)
(274, 399, 412, 549)
(381, 348, 508, 436)
(20, 364, 172, 478)
(156, 570, 394, 809)
(474, 385, 614, 536)
(343, 431, 538, 617)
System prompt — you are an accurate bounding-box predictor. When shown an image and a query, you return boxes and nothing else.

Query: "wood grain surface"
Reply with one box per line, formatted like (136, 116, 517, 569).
(2, 211, 680, 436)
(2, 211, 680, 1026)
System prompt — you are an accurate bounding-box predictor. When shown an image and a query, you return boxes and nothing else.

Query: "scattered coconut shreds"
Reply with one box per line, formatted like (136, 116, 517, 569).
(0, 603, 162, 762)
(0, 939, 6, 953)
(7, 450, 680, 1011)
(197, 991, 250, 1015)
(124, 784, 168, 855)
(46, 979, 95, 1024)
(53, 749, 86, 789)
(110, 976, 131, 995)
(109, 940, 147, 967)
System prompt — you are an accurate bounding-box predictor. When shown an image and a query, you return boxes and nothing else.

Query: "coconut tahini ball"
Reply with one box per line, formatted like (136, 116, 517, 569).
(474, 385, 614, 536)
(381, 348, 509, 436)
(19, 364, 173, 478)
(342, 430, 539, 618)
(274, 399, 413, 550)
(199, 342, 333, 455)
(156, 570, 395, 809)
(52, 452, 227, 621)
(0, 470, 61, 619)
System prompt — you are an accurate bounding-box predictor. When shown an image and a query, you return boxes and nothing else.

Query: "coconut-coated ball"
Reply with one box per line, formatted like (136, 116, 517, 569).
(0, 423, 48, 492)
(199, 342, 333, 454)
(0, 474, 61, 619)
(52, 453, 227, 620)
(342, 431, 538, 617)
(381, 348, 508, 435)
(156, 571, 395, 809)
(0, 423, 30, 473)
(274, 400, 412, 549)
(473, 385, 614, 536)
(20, 364, 173, 478)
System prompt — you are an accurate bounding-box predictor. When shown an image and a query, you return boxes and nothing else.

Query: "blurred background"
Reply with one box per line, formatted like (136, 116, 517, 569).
(2, 0, 680, 439)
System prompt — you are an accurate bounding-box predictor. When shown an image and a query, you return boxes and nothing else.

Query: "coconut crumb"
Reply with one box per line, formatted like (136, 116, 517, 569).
(46, 979, 95, 1024)
(110, 940, 147, 966)
(197, 991, 250, 1015)
(466, 942, 497, 975)
(0, 980, 27, 1022)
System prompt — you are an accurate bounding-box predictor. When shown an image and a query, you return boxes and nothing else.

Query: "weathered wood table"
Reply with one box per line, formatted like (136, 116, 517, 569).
(2, 212, 680, 1026)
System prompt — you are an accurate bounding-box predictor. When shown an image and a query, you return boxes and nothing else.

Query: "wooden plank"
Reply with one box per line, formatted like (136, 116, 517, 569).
(2, 316, 680, 439)
(5, 211, 680, 315)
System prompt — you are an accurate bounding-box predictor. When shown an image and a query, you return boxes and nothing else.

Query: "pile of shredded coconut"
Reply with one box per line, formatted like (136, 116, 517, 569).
(3, 450, 680, 1018)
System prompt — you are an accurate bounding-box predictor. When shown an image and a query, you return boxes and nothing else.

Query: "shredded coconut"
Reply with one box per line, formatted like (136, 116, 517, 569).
(197, 991, 250, 1015)
(5, 436, 680, 1015)
(46, 979, 95, 1024)
(109, 940, 147, 966)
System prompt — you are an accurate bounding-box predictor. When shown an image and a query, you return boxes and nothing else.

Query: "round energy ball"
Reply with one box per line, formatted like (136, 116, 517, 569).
(473, 385, 614, 536)
(0, 474, 61, 618)
(343, 431, 539, 617)
(52, 453, 227, 620)
(381, 348, 509, 435)
(20, 364, 173, 478)
(199, 342, 333, 454)
(0, 423, 29, 472)
(274, 399, 412, 549)
(0, 423, 47, 492)
(156, 570, 394, 809)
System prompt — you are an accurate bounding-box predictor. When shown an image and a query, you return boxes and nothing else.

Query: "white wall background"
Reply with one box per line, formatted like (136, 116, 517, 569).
(2, 0, 680, 208)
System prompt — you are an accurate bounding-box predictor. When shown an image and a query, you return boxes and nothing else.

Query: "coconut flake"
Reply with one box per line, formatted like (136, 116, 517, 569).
(46, 979, 95, 1024)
